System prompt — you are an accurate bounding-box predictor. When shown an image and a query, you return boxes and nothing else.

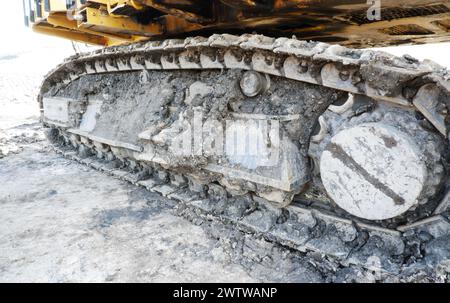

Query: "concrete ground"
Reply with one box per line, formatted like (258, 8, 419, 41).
(0, 142, 256, 282)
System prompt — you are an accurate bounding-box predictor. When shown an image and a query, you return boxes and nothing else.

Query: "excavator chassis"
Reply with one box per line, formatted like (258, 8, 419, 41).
(38, 34, 450, 279)
(25, 1, 450, 48)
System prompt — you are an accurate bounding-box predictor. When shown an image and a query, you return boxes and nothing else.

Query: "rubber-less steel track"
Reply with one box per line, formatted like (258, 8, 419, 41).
(39, 34, 450, 277)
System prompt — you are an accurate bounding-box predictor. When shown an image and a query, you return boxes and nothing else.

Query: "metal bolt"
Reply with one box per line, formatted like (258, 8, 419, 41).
(437, 103, 448, 115)
(339, 70, 350, 81)
(352, 72, 362, 84)
(299, 61, 309, 73)
(265, 56, 274, 65)
(239, 71, 268, 97)
(166, 54, 174, 63)
(244, 53, 252, 64)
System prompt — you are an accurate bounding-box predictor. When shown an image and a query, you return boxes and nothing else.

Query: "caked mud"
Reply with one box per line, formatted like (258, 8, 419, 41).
(35, 34, 450, 281)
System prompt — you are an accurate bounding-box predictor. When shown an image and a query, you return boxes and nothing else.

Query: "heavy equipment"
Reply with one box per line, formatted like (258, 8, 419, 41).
(24, 1, 450, 279)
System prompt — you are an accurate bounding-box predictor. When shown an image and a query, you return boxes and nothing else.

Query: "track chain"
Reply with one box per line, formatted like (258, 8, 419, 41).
(39, 34, 450, 276)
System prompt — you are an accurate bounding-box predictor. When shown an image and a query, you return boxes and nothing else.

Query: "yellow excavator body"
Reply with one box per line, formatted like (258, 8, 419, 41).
(24, 0, 450, 47)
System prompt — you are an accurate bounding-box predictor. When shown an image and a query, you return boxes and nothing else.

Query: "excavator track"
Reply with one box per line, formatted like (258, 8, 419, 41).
(38, 34, 450, 279)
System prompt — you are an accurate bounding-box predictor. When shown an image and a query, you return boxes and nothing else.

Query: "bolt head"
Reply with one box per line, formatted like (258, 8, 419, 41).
(339, 70, 350, 81)
(240, 71, 267, 97)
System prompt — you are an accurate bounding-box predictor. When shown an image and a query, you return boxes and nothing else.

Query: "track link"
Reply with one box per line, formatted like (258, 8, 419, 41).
(50, 140, 450, 279)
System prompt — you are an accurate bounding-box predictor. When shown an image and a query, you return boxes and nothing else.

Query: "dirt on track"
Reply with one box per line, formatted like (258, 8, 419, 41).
(0, 53, 259, 282)
(0, 61, 361, 283)
(3, 42, 450, 283)
(0, 53, 328, 283)
(2, 134, 343, 282)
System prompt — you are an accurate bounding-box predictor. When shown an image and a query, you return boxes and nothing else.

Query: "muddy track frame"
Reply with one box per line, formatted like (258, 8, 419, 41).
(39, 34, 450, 277)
